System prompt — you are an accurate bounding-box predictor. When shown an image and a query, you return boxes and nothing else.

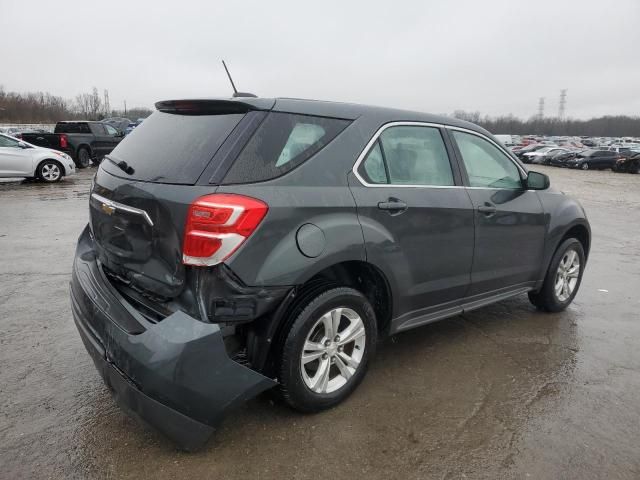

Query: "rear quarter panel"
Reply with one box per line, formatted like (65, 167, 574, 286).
(218, 119, 380, 287)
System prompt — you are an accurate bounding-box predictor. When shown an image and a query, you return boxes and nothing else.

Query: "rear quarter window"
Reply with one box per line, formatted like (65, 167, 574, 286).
(222, 112, 350, 184)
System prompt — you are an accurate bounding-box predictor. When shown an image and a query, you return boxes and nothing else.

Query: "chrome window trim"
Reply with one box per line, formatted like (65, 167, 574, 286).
(444, 125, 528, 177)
(91, 193, 154, 227)
(351, 121, 464, 189)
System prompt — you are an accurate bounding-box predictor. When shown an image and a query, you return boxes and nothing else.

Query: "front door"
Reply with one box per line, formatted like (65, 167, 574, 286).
(349, 124, 475, 331)
(103, 124, 121, 155)
(0, 135, 32, 176)
(448, 129, 546, 300)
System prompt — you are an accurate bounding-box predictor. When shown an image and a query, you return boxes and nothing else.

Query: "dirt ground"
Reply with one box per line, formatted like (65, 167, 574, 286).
(1, 165, 639, 479)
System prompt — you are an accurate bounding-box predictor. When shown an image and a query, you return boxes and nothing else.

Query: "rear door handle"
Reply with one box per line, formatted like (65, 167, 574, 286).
(477, 204, 497, 214)
(378, 199, 408, 214)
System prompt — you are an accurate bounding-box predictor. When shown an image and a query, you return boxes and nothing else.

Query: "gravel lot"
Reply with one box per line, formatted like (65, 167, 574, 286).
(1, 166, 639, 479)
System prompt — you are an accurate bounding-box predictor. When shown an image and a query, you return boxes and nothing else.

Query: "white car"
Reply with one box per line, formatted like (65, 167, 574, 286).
(0, 134, 76, 182)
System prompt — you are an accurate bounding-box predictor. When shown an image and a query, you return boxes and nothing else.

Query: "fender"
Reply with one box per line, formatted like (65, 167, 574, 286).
(535, 190, 591, 286)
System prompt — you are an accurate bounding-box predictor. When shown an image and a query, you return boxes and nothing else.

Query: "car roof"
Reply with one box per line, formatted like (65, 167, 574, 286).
(155, 96, 492, 137)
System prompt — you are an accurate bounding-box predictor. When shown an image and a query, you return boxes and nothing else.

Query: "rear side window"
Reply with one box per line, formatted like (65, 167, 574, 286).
(358, 125, 455, 186)
(55, 123, 91, 134)
(103, 111, 244, 184)
(223, 112, 350, 184)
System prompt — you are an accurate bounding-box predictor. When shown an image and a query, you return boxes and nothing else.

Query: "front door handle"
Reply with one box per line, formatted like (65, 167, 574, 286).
(477, 204, 497, 215)
(378, 199, 408, 214)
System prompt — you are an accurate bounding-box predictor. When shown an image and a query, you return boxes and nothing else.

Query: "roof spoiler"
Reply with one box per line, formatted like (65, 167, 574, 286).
(154, 98, 274, 115)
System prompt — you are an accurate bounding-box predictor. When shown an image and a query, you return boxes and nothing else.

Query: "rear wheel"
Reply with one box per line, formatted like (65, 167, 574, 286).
(37, 160, 63, 182)
(529, 238, 585, 312)
(279, 287, 377, 413)
(581, 163, 589, 170)
(76, 148, 91, 168)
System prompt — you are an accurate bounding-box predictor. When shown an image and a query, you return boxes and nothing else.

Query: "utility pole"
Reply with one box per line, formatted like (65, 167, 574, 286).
(558, 89, 567, 119)
(103, 89, 110, 117)
(124, 100, 127, 116)
(537, 97, 545, 121)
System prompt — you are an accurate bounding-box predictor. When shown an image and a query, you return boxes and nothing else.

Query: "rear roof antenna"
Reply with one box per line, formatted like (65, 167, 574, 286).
(222, 60, 257, 98)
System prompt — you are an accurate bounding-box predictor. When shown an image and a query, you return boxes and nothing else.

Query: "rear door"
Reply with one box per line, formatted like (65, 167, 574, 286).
(448, 128, 546, 300)
(349, 123, 475, 330)
(600, 151, 617, 169)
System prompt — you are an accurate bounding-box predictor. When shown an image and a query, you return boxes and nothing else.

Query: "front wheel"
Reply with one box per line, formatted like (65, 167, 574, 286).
(37, 160, 63, 182)
(529, 238, 585, 312)
(581, 163, 589, 170)
(279, 287, 377, 413)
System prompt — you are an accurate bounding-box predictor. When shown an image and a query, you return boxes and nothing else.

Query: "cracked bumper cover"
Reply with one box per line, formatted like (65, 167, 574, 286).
(70, 230, 276, 450)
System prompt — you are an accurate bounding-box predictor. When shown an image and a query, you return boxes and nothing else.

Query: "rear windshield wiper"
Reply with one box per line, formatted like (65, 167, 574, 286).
(105, 155, 135, 175)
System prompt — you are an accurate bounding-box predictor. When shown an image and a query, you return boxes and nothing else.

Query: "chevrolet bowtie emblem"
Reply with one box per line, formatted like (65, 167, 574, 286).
(101, 202, 116, 215)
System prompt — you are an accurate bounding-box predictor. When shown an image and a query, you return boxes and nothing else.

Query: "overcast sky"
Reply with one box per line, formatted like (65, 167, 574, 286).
(2, 0, 639, 119)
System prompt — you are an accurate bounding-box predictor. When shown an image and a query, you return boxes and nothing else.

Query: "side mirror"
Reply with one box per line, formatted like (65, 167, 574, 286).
(18, 142, 29, 149)
(526, 171, 550, 190)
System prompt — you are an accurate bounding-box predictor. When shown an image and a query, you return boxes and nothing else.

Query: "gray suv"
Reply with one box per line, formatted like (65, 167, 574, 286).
(71, 97, 590, 449)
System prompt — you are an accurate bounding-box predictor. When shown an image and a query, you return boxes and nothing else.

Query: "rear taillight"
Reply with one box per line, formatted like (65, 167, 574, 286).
(182, 194, 268, 266)
(59, 134, 68, 149)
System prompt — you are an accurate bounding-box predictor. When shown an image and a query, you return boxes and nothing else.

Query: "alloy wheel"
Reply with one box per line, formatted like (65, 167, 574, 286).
(41, 163, 61, 181)
(554, 249, 580, 302)
(300, 307, 366, 394)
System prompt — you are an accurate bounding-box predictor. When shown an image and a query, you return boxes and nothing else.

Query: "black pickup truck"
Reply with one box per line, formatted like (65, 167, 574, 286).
(19, 121, 124, 168)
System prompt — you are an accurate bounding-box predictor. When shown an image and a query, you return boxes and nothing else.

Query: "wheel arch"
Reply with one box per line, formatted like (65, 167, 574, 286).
(76, 143, 92, 157)
(247, 260, 393, 377)
(36, 158, 65, 178)
(560, 223, 590, 259)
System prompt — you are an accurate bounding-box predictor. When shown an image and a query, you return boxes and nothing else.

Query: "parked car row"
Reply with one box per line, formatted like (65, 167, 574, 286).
(504, 135, 640, 173)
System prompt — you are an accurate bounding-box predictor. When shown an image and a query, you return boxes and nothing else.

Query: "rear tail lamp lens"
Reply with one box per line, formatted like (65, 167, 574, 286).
(182, 194, 268, 266)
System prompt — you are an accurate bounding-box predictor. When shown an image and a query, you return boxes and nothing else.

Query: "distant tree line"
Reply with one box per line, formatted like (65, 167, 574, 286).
(452, 110, 640, 137)
(0, 86, 153, 123)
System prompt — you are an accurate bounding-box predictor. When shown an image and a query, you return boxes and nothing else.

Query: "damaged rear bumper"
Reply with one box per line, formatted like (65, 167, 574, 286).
(70, 227, 276, 450)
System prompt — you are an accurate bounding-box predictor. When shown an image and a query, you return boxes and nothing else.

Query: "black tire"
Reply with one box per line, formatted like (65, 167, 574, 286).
(528, 238, 585, 312)
(279, 287, 377, 413)
(76, 147, 91, 168)
(581, 162, 589, 170)
(37, 160, 63, 183)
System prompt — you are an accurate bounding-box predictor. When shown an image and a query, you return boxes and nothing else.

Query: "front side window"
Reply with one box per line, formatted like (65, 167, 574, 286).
(358, 125, 454, 186)
(452, 131, 522, 189)
(223, 112, 350, 184)
(0, 135, 20, 148)
(104, 124, 118, 136)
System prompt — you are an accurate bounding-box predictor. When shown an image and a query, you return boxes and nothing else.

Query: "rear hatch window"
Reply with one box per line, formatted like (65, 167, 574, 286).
(102, 111, 244, 184)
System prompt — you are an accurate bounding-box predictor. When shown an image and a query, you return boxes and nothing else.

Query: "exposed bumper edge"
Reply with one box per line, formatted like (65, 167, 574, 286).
(70, 225, 277, 450)
(74, 313, 214, 451)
